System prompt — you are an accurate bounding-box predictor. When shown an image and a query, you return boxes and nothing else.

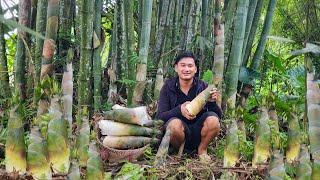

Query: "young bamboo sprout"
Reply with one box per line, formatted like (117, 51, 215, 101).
(296, 145, 312, 179)
(5, 105, 26, 173)
(286, 113, 301, 163)
(67, 160, 81, 180)
(223, 120, 239, 167)
(47, 95, 70, 173)
(86, 142, 104, 179)
(27, 127, 52, 180)
(76, 108, 90, 167)
(62, 61, 73, 128)
(154, 128, 171, 167)
(252, 107, 271, 167)
(102, 136, 159, 149)
(103, 106, 152, 126)
(185, 84, 216, 116)
(98, 120, 161, 136)
(267, 150, 285, 179)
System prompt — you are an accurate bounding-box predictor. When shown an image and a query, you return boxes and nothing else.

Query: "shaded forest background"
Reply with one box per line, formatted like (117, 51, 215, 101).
(0, 0, 320, 179)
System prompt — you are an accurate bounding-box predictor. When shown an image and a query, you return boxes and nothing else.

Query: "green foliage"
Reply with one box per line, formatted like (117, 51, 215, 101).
(214, 138, 226, 160)
(201, 70, 213, 84)
(238, 130, 254, 160)
(101, 102, 113, 111)
(115, 162, 145, 180)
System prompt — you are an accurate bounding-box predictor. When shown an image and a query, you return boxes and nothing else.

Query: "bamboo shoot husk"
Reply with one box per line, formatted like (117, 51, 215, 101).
(286, 113, 301, 163)
(103, 106, 152, 126)
(103, 136, 158, 149)
(68, 160, 81, 180)
(296, 145, 312, 180)
(267, 150, 285, 180)
(223, 120, 239, 167)
(86, 142, 104, 180)
(5, 105, 26, 173)
(76, 111, 90, 167)
(252, 107, 271, 167)
(98, 120, 161, 136)
(47, 96, 70, 173)
(62, 62, 73, 127)
(27, 127, 51, 180)
(154, 128, 171, 167)
(186, 84, 215, 116)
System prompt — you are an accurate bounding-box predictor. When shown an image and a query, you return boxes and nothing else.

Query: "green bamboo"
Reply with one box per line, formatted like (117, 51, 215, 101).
(0, 1, 10, 99)
(133, 0, 153, 105)
(78, 0, 94, 110)
(33, 0, 47, 101)
(75, 108, 90, 167)
(212, 0, 224, 107)
(93, 0, 102, 111)
(241, 0, 258, 64)
(223, 0, 237, 61)
(223, 0, 249, 109)
(178, 0, 192, 52)
(38, 0, 60, 116)
(242, 0, 263, 66)
(149, 0, 158, 53)
(198, 0, 208, 77)
(123, 0, 136, 106)
(251, 0, 277, 70)
(107, 5, 118, 104)
(223, 120, 239, 167)
(14, 0, 31, 101)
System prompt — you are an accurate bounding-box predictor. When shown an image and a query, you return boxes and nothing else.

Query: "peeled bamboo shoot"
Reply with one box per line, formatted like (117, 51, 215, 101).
(98, 120, 161, 136)
(186, 84, 215, 116)
(252, 107, 271, 167)
(103, 136, 158, 149)
(5, 105, 26, 173)
(103, 106, 152, 126)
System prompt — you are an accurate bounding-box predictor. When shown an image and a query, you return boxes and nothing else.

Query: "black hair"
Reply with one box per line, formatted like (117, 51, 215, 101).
(173, 51, 197, 65)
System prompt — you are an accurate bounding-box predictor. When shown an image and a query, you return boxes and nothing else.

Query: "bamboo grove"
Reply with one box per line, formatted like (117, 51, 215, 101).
(0, 0, 320, 179)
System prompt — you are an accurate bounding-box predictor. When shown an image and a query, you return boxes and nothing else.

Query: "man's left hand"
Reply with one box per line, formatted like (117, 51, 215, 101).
(208, 88, 220, 102)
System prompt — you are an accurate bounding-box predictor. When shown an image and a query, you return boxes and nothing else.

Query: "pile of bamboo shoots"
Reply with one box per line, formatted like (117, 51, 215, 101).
(98, 105, 162, 162)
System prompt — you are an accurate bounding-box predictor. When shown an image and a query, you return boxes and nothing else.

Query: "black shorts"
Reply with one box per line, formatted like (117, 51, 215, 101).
(164, 111, 219, 154)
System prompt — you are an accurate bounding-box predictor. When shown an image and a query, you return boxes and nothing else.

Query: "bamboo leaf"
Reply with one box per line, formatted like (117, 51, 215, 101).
(0, 14, 45, 40)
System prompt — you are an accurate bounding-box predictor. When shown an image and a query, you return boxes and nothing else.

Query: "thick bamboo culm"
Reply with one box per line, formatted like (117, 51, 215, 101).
(185, 84, 216, 116)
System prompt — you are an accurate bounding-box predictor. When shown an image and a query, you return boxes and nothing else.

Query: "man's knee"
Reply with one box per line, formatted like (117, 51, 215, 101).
(167, 118, 185, 134)
(203, 116, 220, 134)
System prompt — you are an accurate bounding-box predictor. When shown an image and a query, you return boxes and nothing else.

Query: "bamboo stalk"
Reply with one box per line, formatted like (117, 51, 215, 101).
(154, 128, 171, 167)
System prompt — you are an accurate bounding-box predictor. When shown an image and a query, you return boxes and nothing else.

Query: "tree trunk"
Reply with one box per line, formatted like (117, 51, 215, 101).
(133, 0, 153, 105)
(251, 0, 277, 70)
(123, 0, 136, 106)
(15, 0, 31, 101)
(93, 0, 102, 111)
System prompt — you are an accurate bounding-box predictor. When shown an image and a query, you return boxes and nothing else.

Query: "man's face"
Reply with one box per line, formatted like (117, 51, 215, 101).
(174, 57, 197, 81)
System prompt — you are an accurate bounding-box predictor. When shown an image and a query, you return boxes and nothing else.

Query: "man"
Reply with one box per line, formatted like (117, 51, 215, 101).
(156, 51, 222, 161)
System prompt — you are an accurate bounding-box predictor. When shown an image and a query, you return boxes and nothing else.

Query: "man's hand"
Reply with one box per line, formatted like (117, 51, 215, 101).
(181, 101, 196, 120)
(208, 88, 220, 102)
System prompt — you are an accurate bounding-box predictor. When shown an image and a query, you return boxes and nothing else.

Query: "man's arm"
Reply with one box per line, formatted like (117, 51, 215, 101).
(156, 84, 181, 122)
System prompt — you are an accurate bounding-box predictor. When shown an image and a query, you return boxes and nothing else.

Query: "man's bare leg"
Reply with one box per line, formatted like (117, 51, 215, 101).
(167, 119, 185, 149)
(198, 116, 220, 156)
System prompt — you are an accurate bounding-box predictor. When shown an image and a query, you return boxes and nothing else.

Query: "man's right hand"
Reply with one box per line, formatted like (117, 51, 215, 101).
(181, 101, 196, 120)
